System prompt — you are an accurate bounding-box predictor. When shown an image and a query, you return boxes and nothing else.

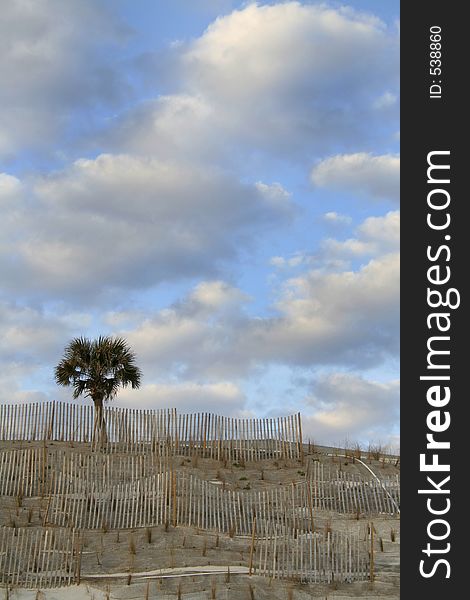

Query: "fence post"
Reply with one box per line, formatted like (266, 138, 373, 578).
(248, 515, 257, 575)
(369, 522, 375, 582)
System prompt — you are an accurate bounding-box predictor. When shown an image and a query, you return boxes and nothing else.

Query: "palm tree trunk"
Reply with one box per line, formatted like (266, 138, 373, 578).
(92, 396, 108, 449)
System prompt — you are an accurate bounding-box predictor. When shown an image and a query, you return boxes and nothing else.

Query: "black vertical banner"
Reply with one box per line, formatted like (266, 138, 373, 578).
(401, 1, 466, 597)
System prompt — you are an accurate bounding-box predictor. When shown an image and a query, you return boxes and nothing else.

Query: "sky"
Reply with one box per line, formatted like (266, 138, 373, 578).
(0, 0, 399, 449)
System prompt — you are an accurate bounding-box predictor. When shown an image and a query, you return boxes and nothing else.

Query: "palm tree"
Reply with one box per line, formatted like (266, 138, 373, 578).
(55, 336, 142, 447)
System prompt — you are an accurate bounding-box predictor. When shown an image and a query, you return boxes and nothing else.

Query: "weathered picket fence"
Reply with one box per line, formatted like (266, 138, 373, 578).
(257, 527, 370, 583)
(47, 466, 399, 534)
(1, 448, 399, 525)
(48, 470, 311, 533)
(307, 461, 400, 515)
(0, 402, 303, 461)
(173, 412, 303, 460)
(0, 447, 169, 497)
(0, 402, 176, 449)
(0, 526, 79, 587)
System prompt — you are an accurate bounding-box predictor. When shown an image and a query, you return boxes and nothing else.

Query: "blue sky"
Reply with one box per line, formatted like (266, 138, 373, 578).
(0, 0, 399, 448)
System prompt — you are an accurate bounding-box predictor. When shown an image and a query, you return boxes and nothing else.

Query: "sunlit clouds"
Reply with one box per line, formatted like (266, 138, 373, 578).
(0, 1, 399, 447)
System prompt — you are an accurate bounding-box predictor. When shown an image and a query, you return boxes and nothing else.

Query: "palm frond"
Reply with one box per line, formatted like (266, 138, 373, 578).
(54, 335, 142, 403)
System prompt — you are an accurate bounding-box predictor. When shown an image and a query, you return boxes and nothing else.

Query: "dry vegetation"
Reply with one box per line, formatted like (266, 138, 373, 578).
(0, 405, 400, 600)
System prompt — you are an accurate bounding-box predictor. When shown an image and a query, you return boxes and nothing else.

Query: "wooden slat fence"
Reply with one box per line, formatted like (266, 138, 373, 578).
(306, 461, 400, 515)
(49, 471, 309, 533)
(0, 447, 46, 497)
(0, 402, 177, 452)
(0, 448, 169, 497)
(46, 470, 385, 534)
(257, 527, 370, 583)
(174, 412, 303, 461)
(0, 527, 79, 588)
(48, 463, 399, 533)
(0, 402, 303, 460)
(1, 449, 399, 521)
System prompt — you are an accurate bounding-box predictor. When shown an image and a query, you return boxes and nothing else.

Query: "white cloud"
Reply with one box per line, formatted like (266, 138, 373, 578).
(301, 373, 399, 446)
(373, 91, 397, 109)
(0, 303, 70, 365)
(110, 2, 398, 160)
(0, 374, 51, 405)
(187, 281, 251, 314)
(270, 211, 399, 274)
(322, 212, 353, 226)
(115, 381, 245, 414)
(0, 156, 293, 302)
(183, 3, 393, 106)
(121, 280, 252, 380)
(0, 0, 130, 160)
(118, 246, 398, 381)
(0, 302, 87, 405)
(0, 173, 22, 198)
(248, 252, 399, 369)
(358, 210, 400, 247)
(269, 253, 307, 269)
(103, 94, 219, 163)
(0, 2, 399, 449)
(311, 153, 399, 203)
(322, 210, 399, 258)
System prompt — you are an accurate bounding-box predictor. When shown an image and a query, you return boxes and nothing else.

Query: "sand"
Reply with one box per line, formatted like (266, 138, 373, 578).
(1, 444, 400, 599)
